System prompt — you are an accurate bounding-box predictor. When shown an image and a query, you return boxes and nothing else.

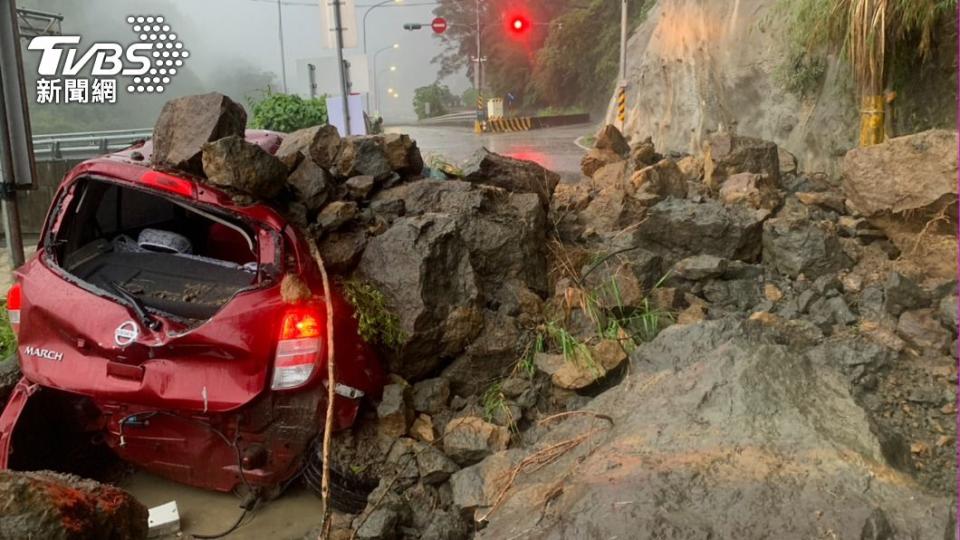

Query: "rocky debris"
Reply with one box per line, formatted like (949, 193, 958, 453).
(594, 124, 631, 156)
(287, 158, 333, 212)
(354, 507, 399, 540)
(201, 135, 288, 199)
(628, 159, 687, 204)
(882, 272, 929, 316)
(629, 136, 660, 169)
(534, 340, 627, 391)
(334, 136, 394, 180)
(634, 199, 769, 263)
(673, 254, 727, 281)
(442, 417, 510, 466)
(463, 149, 560, 209)
(762, 217, 852, 279)
(842, 130, 957, 217)
(718, 172, 782, 210)
(580, 148, 623, 178)
(412, 377, 451, 415)
(473, 320, 953, 539)
(450, 449, 525, 515)
(317, 201, 359, 231)
(897, 309, 950, 353)
(0, 470, 148, 540)
(704, 132, 781, 189)
(778, 147, 798, 176)
(796, 190, 846, 213)
(415, 442, 460, 485)
(377, 383, 414, 438)
(152, 92, 246, 175)
(382, 133, 425, 175)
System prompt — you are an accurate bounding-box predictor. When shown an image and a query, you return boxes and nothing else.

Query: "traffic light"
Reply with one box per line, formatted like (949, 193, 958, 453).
(403, 23, 423, 30)
(509, 15, 528, 34)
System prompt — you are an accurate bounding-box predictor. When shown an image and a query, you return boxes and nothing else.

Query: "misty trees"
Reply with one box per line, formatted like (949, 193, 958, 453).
(412, 83, 458, 119)
(430, 0, 651, 111)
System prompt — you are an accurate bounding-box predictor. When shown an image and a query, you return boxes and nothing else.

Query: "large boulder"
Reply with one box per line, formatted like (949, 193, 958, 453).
(633, 198, 769, 263)
(762, 217, 853, 279)
(463, 149, 560, 209)
(357, 213, 479, 379)
(361, 180, 548, 379)
(201, 135, 288, 199)
(334, 136, 393, 181)
(0, 470, 148, 539)
(382, 133, 424, 176)
(704, 133, 781, 189)
(842, 130, 957, 218)
(275, 124, 341, 167)
(580, 148, 624, 178)
(152, 92, 247, 175)
(594, 124, 631, 156)
(474, 320, 953, 539)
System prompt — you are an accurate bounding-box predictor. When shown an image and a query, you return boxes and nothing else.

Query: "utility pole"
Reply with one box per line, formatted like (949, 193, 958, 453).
(617, 0, 628, 129)
(333, 0, 352, 135)
(473, 0, 482, 133)
(0, 0, 33, 269)
(277, 0, 288, 92)
(618, 0, 627, 82)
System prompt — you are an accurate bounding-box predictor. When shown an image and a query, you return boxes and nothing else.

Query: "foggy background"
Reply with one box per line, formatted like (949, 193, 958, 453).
(19, 0, 469, 131)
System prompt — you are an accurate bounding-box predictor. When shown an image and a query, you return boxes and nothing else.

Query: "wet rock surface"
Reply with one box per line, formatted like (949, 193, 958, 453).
(151, 92, 247, 175)
(0, 470, 148, 540)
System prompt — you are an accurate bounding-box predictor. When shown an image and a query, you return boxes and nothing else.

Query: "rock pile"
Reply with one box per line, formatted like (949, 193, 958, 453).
(144, 95, 958, 539)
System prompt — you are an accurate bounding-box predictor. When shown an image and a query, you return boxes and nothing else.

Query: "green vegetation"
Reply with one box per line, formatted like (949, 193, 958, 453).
(249, 90, 328, 133)
(481, 382, 508, 422)
(412, 83, 460, 120)
(341, 279, 404, 350)
(774, 48, 828, 97)
(0, 302, 15, 359)
(779, 0, 956, 95)
(544, 320, 596, 371)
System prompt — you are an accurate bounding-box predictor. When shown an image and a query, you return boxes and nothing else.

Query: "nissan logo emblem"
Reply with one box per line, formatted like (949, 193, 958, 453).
(115, 321, 140, 347)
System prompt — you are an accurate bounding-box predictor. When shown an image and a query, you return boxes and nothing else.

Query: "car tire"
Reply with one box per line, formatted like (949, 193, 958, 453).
(303, 438, 377, 514)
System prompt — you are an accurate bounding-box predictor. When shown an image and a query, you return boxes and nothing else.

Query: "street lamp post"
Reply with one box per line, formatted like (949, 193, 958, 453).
(618, 0, 627, 82)
(472, 0, 483, 133)
(372, 44, 398, 114)
(362, 0, 402, 54)
(276, 0, 287, 92)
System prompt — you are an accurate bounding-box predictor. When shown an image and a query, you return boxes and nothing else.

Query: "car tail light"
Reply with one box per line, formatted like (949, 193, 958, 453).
(271, 307, 323, 390)
(6, 283, 20, 335)
(140, 170, 196, 198)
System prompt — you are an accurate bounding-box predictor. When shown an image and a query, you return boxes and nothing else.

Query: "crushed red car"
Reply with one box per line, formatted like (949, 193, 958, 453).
(0, 130, 384, 506)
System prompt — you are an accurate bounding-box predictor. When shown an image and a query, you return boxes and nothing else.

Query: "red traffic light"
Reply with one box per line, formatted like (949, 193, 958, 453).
(509, 16, 528, 33)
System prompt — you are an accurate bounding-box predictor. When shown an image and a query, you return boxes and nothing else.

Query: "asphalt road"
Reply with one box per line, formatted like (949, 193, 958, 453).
(386, 123, 592, 181)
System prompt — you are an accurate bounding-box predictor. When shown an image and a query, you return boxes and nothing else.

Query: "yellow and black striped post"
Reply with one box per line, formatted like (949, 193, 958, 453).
(474, 93, 485, 133)
(617, 85, 626, 128)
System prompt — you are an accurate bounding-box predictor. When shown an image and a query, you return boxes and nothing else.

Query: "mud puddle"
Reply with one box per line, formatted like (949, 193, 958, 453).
(120, 471, 325, 539)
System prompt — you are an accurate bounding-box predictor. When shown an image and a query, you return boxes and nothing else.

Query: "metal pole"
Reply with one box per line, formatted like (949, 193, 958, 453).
(277, 0, 288, 92)
(333, 0, 351, 135)
(473, 0, 482, 133)
(0, 73, 24, 269)
(0, 0, 30, 268)
(308, 63, 317, 98)
(619, 0, 627, 83)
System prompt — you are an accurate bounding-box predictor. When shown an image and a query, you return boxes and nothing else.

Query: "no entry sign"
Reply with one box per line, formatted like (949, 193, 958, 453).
(431, 17, 447, 34)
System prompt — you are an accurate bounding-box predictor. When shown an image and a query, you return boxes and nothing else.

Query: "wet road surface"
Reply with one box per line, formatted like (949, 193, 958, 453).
(386, 123, 592, 181)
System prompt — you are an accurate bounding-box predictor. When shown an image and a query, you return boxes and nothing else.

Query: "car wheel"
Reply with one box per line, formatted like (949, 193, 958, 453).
(302, 437, 377, 514)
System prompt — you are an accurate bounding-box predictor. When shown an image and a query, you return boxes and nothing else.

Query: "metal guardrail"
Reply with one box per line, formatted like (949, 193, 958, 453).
(32, 128, 153, 161)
